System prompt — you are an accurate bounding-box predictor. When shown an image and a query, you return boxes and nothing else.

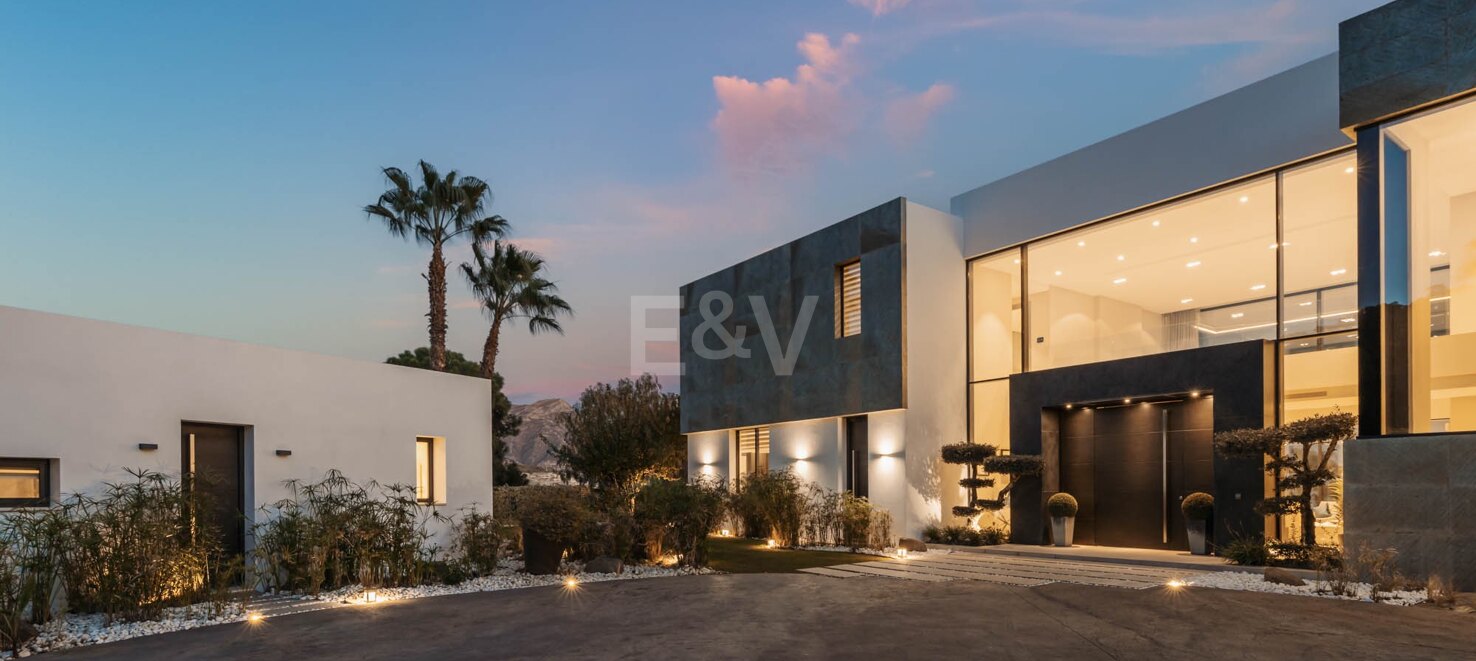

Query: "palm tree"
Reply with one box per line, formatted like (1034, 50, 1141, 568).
(460, 241, 572, 380)
(365, 161, 508, 371)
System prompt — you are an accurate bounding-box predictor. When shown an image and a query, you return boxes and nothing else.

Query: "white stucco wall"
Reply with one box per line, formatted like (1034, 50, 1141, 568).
(899, 201, 968, 537)
(686, 429, 730, 484)
(0, 305, 493, 544)
(769, 417, 843, 492)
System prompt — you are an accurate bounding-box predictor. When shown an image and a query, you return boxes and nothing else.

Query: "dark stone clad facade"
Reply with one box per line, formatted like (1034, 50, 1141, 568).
(1340, 0, 1476, 129)
(679, 199, 906, 434)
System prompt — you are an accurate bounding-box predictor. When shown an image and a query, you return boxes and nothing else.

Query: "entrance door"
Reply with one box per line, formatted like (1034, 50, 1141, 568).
(844, 416, 868, 498)
(1059, 398, 1212, 550)
(182, 423, 245, 557)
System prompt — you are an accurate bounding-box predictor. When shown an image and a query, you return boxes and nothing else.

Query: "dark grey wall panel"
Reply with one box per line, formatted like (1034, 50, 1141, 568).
(1007, 341, 1273, 546)
(679, 199, 905, 433)
(1340, 0, 1476, 129)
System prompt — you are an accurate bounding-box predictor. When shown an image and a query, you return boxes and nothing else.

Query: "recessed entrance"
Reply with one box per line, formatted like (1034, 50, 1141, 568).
(1057, 396, 1213, 551)
(182, 422, 246, 558)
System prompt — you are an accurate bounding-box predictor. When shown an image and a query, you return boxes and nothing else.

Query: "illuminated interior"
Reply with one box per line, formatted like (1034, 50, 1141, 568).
(1385, 97, 1476, 433)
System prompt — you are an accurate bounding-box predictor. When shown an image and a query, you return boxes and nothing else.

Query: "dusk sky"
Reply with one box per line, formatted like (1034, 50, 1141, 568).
(0, 0, 1385, 403)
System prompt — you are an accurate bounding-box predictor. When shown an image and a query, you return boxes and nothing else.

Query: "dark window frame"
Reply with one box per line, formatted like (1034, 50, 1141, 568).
(416, 437, 435, 505)
(0, 458, 51, 508)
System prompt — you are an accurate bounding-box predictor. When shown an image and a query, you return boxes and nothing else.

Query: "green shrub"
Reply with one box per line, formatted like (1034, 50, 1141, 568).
(921, 524, 1006, 547)
(984, 455, 1045, 477)
(253, 470, 440, 596)
(633, 478, 726, 567)
(1046, 493, 1078, 518)
(1221, 537, 1271, 566)
(447, 507, 507, 577)
(1181, 492, 1214, 521)
(731, 470, 806, 547)
(500, 485, 594, 547)
(940, 443, 996, 464)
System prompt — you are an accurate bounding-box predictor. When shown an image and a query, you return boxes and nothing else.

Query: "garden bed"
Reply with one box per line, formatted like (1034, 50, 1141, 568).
(1186, 571, 1427, 606)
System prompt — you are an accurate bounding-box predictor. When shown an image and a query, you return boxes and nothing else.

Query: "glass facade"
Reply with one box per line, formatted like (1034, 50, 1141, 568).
(1384, 97, 1476, 434)
(1024, 177, 1276, 370)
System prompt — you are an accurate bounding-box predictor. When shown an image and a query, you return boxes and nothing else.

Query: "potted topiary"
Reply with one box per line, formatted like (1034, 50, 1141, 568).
(507, 486, 593, 575)
(1047, 493, 1077, 547)
(1181, 492, 1214, 555)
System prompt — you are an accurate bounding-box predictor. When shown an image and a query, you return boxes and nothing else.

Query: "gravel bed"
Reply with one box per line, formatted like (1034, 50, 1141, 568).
(1187, 570, 1427, 606)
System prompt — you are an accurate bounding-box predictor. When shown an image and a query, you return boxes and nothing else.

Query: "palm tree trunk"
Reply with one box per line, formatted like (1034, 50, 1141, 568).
(427, 243, 449, 372)
(480, 318, 502, 380)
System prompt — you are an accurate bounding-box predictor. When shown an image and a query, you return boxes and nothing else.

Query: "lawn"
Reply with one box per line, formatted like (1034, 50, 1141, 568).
(706, 536, 879, 573)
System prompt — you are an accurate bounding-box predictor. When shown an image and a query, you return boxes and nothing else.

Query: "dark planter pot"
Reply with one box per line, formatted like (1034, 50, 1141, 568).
(522, 527, 565, 575)
(1187, 519, 1209, 555)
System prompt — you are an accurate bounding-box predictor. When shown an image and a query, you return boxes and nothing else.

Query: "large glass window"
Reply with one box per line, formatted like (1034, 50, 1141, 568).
(969, 379, 1010, 529)
(1386, 97, 1476, 433)
(1280, 338, 1357, 544)
(1282, 154, 1359, 338)
(736, 427, 770, 476)
(969, 249, 1022, 381)
(1025, 177, 1277, 370)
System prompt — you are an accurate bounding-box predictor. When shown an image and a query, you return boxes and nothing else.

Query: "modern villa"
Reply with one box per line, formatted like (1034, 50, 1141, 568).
(0, 304, 495, 555)
(681, 0, 1476, 588)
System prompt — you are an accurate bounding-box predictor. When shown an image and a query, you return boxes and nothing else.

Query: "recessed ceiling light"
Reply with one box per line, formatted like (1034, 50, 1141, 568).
(1430, 250, 1446, 257)
(1077, 240, 1086, 247)
(1231, 312, 1245, 319)
(1250, 284, 1267, 291)
(1180, 297, 1194, 304)
(1151, 220, 1161, 227)
(1239, 196, 1249, 204)
(1123, 398, 1131, 404)
(1341, 318, 1356, 323)
(1189, 237, 1199, 244)
(1116, 254, 1126, 261)
(1345, 166, 1355, 174)
(1186, 260, 1201, 268)
(1112, 277, 1128, 285)
(1268, 243, 1279, 250)
(1055, 270, 1063, 276)
(1330, 268, 1347, 276)
(1300, 301, 1313, 306)
(1013, 258, 1021, 265)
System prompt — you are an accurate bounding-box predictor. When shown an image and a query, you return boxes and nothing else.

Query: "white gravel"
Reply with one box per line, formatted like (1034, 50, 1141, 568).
(5, 561, 705, 658)
(1186, 570, 1428, 606)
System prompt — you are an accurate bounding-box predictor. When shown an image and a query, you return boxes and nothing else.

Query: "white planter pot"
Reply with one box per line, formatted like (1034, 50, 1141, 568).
(1187, 519, 1208, 555)
(1051, 516, 1075, 547)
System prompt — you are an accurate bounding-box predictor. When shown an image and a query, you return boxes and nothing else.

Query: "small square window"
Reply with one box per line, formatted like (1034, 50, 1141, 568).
(0, 459, 50, 508)
(836, 260, 861, 337)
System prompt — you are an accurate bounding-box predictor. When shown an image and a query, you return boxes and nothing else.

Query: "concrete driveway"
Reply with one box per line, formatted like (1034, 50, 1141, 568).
(49, 573, 1476, 660)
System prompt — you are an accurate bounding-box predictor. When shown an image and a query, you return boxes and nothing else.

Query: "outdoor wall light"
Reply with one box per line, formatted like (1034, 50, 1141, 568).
(1064, 403, 1073, 410)
(1122, 398, 1131, 404)
(137, 443, 158, 451)
(1189, 391, 1201, 398)
(275, 449, 292, 457)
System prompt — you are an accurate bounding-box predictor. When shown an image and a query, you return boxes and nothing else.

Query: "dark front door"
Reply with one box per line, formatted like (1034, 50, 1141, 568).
(1059, 398, 1212, 550)
(182, 423, 245, 557)
(844, 416, 868, 498)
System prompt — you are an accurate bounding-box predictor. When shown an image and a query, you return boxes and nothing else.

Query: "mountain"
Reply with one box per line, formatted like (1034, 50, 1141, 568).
(506, 398, 572, 470)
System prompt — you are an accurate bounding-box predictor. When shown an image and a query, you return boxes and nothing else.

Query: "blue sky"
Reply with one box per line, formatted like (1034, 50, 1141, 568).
(0, 0, 1384, 402)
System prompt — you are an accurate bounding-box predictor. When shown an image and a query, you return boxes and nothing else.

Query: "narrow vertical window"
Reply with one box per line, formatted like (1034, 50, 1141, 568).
(836, 259, 862, 337)
(415, 437, 434, 504)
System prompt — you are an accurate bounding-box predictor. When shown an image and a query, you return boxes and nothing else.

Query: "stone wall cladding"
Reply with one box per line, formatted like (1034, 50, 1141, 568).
(1340, 0, 1476, 129)
(1345, 433, 1476, 590)
(678, 199, 905, 433)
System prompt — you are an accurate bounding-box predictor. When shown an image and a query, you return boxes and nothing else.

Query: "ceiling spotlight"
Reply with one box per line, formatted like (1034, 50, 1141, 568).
(1077, 240, 1086, 248)
(1345, 166, 1355, 174)
(1122, 398, 1131, 404)
(1231, 312, 1245, 319)
(1013, 258, 1021, 264)
(1430, 250, 1446, 257)
(1300, 301, 1313, 306)
(1250, 284, 1267, 291)
(1064, 403, 1074, 410)
(1189, 390, 1201, 398)
(1268, 243, 1279, 250)
(1055, 270, 1063, 276)
(1330, 268, 1347, 276)
(1186, 260, 1201, 268)
(1341, 317, 1356, 323)
(1180, 297, 1194, 304)
(1189, 237, 1199, 244)
(1117, 254, 1126, 261)
(1113, 277, 1128, 285)
(1239, 196, 1250, 204)
(1151, 220, 1161, 227)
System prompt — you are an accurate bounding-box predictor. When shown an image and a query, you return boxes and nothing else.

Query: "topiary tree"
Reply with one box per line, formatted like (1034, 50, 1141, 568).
(1046, 493, 1078, 519)
(939, 442, 1044, 525)
(1213, 411, 1355, 545)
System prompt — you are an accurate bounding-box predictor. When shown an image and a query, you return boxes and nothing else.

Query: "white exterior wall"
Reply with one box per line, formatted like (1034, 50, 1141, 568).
(899, 201, 968, 537)
(0, 305, 493, 545)
(769, 418, 843, 492)
(687, 429, 730, 484)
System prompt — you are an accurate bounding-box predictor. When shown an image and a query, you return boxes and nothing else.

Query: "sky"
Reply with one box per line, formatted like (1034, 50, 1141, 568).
(0, 0, 1387, 403)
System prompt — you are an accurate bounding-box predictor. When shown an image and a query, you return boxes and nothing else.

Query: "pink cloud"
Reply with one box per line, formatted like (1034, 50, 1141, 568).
(506, 236, 563, 259)
(711, 32, 862, 176)
(849, 0, 912, 16)
(885, 82, 955, 144)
